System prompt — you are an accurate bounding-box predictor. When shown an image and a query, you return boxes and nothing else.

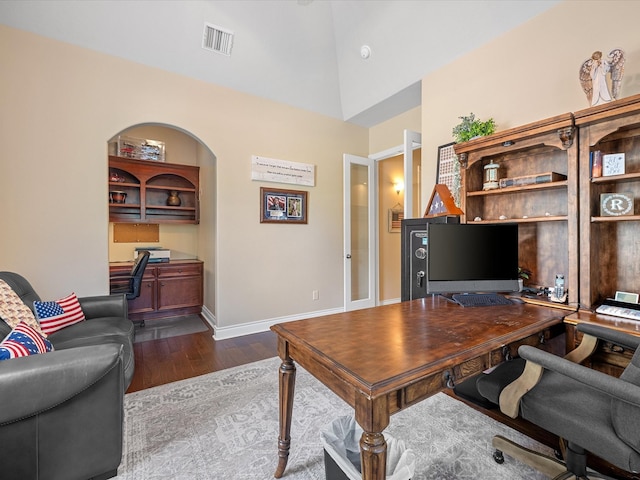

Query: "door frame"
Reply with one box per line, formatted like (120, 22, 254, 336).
(344, 130, 422, 311)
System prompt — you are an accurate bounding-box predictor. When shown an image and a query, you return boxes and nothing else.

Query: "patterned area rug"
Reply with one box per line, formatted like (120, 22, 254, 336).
(119, 357, 550, 480)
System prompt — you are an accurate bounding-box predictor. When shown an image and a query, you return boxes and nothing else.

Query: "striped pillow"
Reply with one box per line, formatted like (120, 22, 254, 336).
(34, 293, 86, 335)
(0, 321, 54, 360)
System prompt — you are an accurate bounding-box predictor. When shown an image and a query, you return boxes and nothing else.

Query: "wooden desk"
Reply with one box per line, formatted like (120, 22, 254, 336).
(109, 259, 203, 322)
(271, 296, 566, 480)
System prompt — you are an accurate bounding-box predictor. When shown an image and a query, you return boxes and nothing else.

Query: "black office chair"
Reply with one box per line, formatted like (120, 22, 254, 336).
(110, 250, 150, 326)
(474, 323, 640, 479)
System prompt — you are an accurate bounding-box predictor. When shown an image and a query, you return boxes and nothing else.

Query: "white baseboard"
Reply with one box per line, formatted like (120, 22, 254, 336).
(204, 306, 345, 340)
(202, 298, 401, 340)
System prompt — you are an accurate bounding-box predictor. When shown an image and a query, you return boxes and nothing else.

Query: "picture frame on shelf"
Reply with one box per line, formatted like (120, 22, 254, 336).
(602, 153, 625, 176)
(436, 142, 460, 206)
(615, 291, 639, 304)
(260, 187, 308, 224)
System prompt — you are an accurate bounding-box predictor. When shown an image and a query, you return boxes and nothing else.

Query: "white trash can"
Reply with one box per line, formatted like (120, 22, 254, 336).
(320, 416, 415, 480)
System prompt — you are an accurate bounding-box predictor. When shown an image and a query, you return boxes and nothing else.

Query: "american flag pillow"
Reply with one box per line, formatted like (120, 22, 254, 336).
(0, 321, 54, 360)
(34, 292, 86, 335)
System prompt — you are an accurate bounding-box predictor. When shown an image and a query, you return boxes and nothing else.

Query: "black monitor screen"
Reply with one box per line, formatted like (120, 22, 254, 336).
(426, 223, 519, 294)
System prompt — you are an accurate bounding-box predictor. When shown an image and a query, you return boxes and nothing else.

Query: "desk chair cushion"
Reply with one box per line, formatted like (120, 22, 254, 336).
(474, 358, 525, 405)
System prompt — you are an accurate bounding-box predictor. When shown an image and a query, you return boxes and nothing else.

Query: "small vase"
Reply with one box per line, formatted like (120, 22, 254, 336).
(110, 191, 127, 204)
(167, 190, 181, 206)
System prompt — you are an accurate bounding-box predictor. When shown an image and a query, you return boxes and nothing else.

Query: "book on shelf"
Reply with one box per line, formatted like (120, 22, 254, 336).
(499, 172, 567, 189)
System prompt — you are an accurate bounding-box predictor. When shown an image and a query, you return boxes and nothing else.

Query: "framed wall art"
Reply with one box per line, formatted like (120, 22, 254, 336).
(260, 187, 308, 224)
(436, 142, 461, 206)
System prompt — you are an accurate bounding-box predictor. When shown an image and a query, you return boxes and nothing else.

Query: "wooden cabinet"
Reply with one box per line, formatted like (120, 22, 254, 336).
(574, 94, 640, 310)
(109, 156, 200, 224)
(454, 113, 579, 306)
(109, 259, 203, 322)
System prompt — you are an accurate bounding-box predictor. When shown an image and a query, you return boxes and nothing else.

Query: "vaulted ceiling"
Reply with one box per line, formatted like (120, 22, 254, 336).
(1, 0, 559, 127)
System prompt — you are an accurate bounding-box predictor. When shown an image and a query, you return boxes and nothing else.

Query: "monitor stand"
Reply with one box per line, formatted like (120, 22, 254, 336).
(437, 293, 459, 304)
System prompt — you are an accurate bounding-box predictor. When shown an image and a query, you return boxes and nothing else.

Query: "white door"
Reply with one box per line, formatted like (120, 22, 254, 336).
(343, 130, 421, 311)
(343, 154, 376, 311)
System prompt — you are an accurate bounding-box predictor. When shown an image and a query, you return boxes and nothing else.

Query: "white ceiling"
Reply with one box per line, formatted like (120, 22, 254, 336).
(0, 0, 560, 127)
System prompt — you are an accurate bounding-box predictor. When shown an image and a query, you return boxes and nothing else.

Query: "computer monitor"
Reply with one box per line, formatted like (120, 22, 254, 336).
(426, 223, 519, 295)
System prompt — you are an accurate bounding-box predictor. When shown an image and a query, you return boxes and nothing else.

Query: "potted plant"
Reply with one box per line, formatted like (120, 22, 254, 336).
(518, 267, 531, 292)
(452, 113, 496, 143)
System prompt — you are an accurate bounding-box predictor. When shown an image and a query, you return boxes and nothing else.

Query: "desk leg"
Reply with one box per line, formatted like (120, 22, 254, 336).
(360, 431, 387, 480)
(357, 393, 388, 480)
(275, 356, 296, 478)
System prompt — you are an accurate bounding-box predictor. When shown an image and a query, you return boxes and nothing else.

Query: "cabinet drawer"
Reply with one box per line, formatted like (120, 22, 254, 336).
(157, 263, 202, 278)
(158, 276, 202, 310)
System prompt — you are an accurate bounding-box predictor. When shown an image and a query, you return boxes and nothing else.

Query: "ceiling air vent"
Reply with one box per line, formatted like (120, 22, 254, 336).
(202, 22, 234, 56)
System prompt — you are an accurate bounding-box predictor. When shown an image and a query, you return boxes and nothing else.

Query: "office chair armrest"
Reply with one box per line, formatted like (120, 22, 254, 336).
(524, 345, 640, 403)
(578, 322, 640, 350)
(500, 344, 640, 418)
(78, 294, 128, 319)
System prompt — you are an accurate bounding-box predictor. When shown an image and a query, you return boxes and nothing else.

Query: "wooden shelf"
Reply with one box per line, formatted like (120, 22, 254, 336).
(470, 215, 567, 224)
(467, 180, 568, 197)
(591, 172, 640, 184)
(591, 215, 640, 223)
(108, 156, 200, 224)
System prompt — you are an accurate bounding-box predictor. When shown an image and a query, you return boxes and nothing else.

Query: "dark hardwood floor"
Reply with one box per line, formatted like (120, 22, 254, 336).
(127, 321, 278, 393)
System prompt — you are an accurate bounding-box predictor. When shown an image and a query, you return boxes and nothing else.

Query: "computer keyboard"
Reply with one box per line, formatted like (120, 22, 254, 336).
(452, 293, 514, 307)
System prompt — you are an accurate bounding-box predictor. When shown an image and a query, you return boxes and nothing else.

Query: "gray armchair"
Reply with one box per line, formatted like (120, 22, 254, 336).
(476, 323, 640, 479)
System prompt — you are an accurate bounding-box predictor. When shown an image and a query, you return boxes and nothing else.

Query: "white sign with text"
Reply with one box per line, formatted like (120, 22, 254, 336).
(251, 155, 315, 186)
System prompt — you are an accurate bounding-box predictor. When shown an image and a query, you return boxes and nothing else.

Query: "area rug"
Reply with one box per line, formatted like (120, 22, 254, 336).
(119, 357, 551, 480)
(133, 315, 209, 343)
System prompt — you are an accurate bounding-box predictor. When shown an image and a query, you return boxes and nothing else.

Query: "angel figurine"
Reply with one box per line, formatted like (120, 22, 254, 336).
(579, 49, 625, 106)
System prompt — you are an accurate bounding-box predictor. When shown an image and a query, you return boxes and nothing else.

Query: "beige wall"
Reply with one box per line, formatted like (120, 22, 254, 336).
(421, 0, 640, 208)
(0, 25, 368, 336)
(378, 155, 403, 302)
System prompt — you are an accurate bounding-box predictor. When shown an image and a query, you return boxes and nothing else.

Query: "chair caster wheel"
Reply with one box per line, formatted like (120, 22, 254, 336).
(493, 449, 505, 464)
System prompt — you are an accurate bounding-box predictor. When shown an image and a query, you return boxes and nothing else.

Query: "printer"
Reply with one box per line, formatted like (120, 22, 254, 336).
(135, 247, 170, 263)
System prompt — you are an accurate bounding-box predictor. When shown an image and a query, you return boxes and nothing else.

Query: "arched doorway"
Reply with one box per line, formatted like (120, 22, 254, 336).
(107, 124, 217, 326)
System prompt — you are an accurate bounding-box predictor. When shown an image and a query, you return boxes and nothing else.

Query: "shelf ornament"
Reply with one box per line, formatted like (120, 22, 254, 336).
(579, 49, 625, 106)
(424, 184, 463, 218)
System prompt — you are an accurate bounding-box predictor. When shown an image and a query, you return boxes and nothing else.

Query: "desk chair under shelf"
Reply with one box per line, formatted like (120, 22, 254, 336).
(475, 323, 640, 479)
(110, 250, 150, 327)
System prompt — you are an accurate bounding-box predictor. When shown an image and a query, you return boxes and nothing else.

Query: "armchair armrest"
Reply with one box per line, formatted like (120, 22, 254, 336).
(499, 344, 640, 418)
(0, 344, 123, 425)
(79, 293, 128, 320)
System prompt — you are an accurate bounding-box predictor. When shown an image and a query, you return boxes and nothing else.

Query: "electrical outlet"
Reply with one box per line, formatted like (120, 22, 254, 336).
(312, 290, 319, 300)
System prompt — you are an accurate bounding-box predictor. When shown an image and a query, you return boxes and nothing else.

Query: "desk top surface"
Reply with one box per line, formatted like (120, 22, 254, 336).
(271, 296, 566, 395)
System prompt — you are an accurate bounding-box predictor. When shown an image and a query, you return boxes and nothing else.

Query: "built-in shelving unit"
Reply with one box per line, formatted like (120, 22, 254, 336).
(109, 156, 200, 224)
(454, 113, 579, 306)
(575, 93, 640, 309)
